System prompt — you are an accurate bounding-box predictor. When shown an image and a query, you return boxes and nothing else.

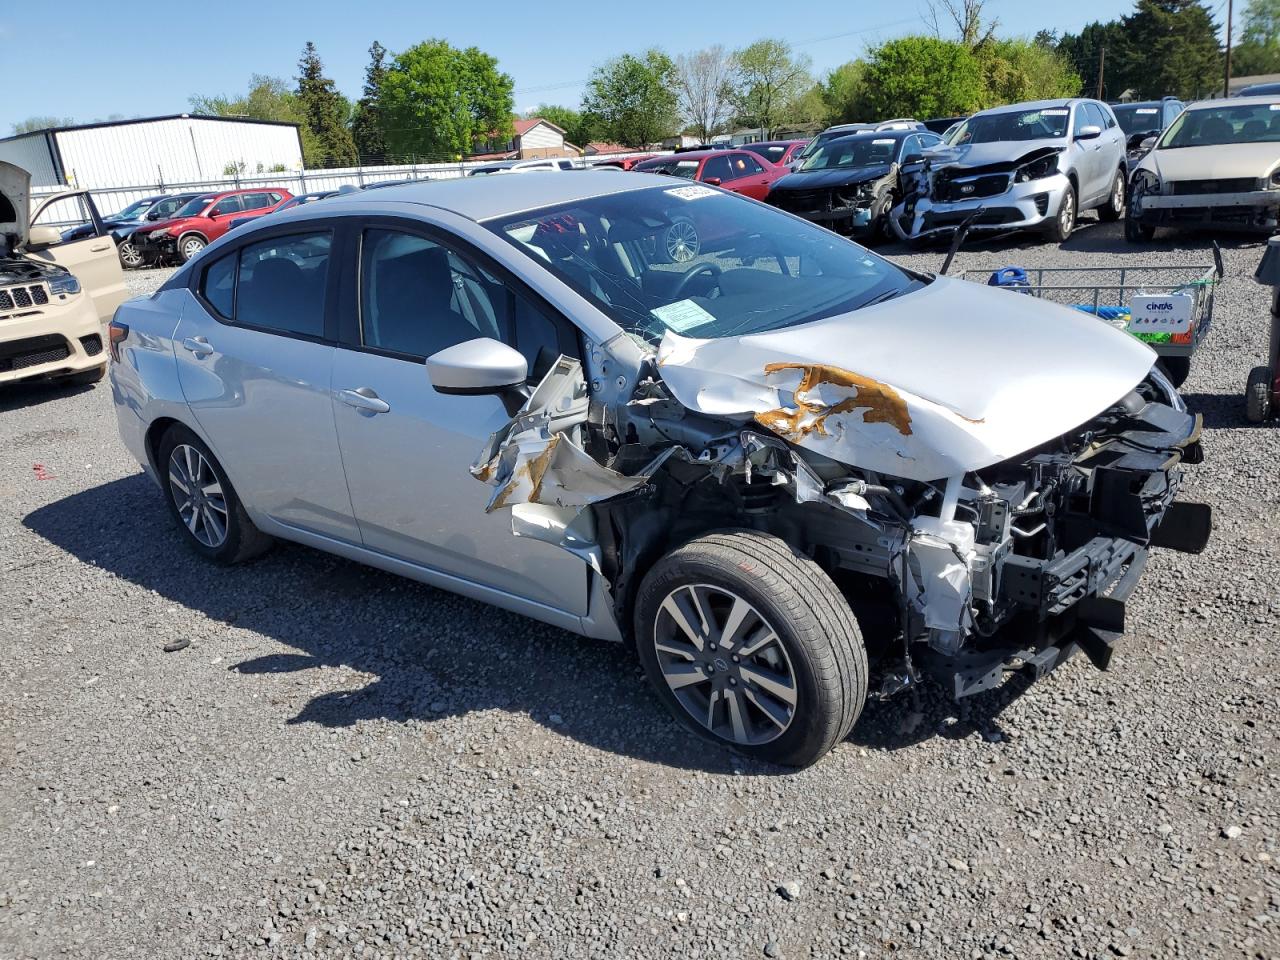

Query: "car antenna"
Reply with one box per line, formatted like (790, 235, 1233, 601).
(938, 207, 985, 276)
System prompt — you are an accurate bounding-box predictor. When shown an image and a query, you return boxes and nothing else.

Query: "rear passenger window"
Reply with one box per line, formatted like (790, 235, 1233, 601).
(202, 253, 236, 318)
(230, 233, 331, 337)
(241, 193, 271, 211)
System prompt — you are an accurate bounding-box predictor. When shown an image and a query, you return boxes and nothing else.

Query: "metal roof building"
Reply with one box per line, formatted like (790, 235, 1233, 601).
(0, 114, 304, 189)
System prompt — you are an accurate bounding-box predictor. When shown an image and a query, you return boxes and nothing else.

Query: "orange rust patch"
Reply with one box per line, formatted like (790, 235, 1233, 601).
(760, 362, 913, 438)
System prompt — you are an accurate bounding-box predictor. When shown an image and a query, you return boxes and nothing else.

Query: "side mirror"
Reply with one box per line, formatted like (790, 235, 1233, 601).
(703, 177, 722, 186)
(427, 338, 528, 395)
(902, 153, 924, 164)
(1075, 124, 1102, 141)
(25, 225, 61, 250)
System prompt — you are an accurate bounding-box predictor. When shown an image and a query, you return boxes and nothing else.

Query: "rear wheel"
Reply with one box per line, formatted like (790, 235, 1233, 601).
(177, 234, 206, 264)
(1045, 183, 1076, 243)
(1245, 366, 1274, 423)
(634, 530, 867, 767)
(157, 424, 272, 564)
(1098, 169, 1125, 222)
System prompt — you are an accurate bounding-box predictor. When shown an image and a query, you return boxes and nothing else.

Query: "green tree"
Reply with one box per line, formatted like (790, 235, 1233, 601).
(820, 61, 868, 124)
(528, 104, 596, 146)
(11, 116, 75, 135)
(380, 40, 513, 160)
(296, 41, 358, 167)
(191, 74, 319, 164)
(730, 40, 813, 137)
(1234, 0, 1280, 76)
(352, 41, 390, 162)
(859, 37, 986, 118)
(1056, 20, 1127, 99)
(1117, 1, 1222, 99)
(581, 50, 680, 147)
(977, 39, 1082, 104)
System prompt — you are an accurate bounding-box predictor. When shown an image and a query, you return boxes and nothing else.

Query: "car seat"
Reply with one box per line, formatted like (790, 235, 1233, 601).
(1199, 116, 1234, 143)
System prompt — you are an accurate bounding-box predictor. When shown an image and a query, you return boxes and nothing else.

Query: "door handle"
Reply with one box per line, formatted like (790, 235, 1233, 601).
(182, 336, 213, 357)
(89, 243, 111, 252)
(337, 387, 391, 414)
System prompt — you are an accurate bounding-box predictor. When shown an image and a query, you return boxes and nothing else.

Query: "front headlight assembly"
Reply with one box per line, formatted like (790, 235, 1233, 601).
(1269, 169, 1280, 189)
(1015, 153, 1060, 183)
(1134, 170, 1161, 195)
(148, 228, 171, 239)
(48, 272, 81, 297)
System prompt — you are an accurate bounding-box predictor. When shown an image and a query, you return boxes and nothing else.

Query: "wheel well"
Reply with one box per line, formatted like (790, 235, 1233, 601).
(177, 231, 207, 246)
(1066, 170, 1079, 194)
(144, 417, 182, 474)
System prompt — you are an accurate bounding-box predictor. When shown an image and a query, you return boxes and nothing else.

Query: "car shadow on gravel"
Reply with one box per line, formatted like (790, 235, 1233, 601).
(0, 378, 98, 413)
(1181, 391, 1262, 430)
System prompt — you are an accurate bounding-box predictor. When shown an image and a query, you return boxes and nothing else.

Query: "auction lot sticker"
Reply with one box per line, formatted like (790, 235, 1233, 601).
(666, 185, 718, 201)
(1127, 293, 1194, 334)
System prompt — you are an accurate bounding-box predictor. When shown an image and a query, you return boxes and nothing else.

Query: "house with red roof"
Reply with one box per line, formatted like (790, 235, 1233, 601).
(469, 118, 581, 161)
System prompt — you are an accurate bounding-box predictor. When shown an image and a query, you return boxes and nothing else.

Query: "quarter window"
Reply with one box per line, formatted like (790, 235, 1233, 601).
(201, 253, 236, 318)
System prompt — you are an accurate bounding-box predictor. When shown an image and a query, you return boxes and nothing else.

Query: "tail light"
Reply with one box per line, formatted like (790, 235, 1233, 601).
(108, 320, 129, 362)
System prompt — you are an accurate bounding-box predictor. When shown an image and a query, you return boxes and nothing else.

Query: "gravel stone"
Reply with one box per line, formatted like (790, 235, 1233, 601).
(2, 226, 1279, 960)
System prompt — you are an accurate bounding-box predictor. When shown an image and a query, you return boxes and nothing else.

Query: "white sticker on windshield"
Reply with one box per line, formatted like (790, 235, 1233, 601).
(1271, 103, 1280, 110)
(666, 185, 718, 201)
(1135, 108, 1159, 114)
(651, 299, 716, 333)
(873, 138, 895, 145)
(1041, 109, 1069, 116)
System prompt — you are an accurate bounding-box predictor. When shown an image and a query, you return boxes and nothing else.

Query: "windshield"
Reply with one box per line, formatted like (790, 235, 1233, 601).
(634, 158, 700, 179)
(794, 129, 850, 161)
(485, 185, 924, 345)
(1159, 103, 1280, 147)
(1112, 104, 1163, 136)
(173, 194, 216, 218)
(951, 107, 1070, 144)
(108, 199, 152, 220)
(800, 136, 898, 171)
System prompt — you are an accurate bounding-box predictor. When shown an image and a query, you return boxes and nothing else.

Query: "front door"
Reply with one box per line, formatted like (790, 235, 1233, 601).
(28, 192, 127, 322)
(330, 224, 590, 615)
(172, 228, 360, 543)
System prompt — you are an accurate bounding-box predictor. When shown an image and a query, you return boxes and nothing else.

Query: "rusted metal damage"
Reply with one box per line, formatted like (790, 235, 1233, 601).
(757, 362, 914, 439)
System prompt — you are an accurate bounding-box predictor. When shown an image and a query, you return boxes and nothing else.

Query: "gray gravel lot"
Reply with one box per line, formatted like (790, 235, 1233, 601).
(2, 218, 1278, 960)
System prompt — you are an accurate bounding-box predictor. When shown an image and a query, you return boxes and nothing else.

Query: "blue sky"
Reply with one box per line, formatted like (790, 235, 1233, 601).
(3, 1, 1191, 134)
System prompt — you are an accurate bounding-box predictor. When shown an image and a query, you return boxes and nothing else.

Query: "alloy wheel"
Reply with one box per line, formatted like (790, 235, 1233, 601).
(118, 241, 143, 268)
(1058, 193, 1075, 235)
(665, 220, 700, 263)
(1110, 174, 1125, 214)
(168, 444, 229, 548)
(652, 583, 797, 745)
(181, 237, 205, 261)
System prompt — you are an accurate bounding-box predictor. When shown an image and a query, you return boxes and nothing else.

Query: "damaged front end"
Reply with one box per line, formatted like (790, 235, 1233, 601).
(470, 330, 1210, 703)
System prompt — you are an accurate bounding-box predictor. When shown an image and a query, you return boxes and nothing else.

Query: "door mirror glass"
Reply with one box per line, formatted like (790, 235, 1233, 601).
(1075, 124, 1102, 141)
(427, 338, 528, 395)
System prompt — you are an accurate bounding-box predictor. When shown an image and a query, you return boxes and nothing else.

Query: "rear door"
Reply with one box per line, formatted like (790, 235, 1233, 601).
(172, 226, 359, 543)
(329, 220, 590, 614)
(28, 192, 127, 323)
(724, 153, 774, 200)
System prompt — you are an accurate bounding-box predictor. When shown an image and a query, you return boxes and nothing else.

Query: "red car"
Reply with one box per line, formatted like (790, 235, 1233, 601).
(743, 140, 810, 168)
(592, 154, 657, 171)
(632, 150, 783, 201)
(130, 187, 293, 264)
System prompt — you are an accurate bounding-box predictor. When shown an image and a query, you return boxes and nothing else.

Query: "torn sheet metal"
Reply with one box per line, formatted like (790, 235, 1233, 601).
(906, 517, 977, 655)
(652, 275, 1155, 482)
(471, 355, 669, 515)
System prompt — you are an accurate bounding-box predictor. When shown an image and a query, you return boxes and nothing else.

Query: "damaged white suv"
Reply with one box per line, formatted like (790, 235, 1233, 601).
(109, 174, 1209, 766)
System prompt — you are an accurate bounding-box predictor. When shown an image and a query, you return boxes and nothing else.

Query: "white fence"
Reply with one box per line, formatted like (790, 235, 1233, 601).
(30, 153, 658, 223)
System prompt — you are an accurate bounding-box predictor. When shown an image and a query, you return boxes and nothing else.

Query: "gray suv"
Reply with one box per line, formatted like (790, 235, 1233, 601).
(900, 98, 1128, 244)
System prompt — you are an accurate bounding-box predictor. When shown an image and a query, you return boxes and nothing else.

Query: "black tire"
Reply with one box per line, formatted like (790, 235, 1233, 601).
(1245, 366, 1274, 423)
(868, 190, 896, 244)
(1098, 169, 1125, 222)
(156, 424, 273, 565)
(1157, 356, 1192, 389)
(60, 364, 106, 386)
(177, 233, 206, 264)
(634, 530, 867, 768)
(1045, 182, 1076, 243)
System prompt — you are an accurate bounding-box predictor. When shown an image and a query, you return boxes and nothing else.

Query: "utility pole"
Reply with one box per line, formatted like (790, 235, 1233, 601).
(1224, 0, 1234, 98)
(1097, 45, 1106, 101)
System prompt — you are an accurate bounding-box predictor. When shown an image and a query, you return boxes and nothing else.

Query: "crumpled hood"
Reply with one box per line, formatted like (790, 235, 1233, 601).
(655, 275, 1156, 482)
(925, 140, 1064, 170)
(1146, 143, 1280, 182)
(0, 161, 31, 249)
(773, 164, 893, 191)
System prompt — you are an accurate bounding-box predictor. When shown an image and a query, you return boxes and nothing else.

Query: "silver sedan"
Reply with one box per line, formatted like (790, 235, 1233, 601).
(109, 173, 1207, 766)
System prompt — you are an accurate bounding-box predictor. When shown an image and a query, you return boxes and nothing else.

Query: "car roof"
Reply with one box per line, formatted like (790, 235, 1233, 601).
(974, 98, 1081, 117)
(322, 170, 664, 222)
(643, 149, 746, 161)
(747, 139, 807, 146)
(1187, 93, 1280, 108)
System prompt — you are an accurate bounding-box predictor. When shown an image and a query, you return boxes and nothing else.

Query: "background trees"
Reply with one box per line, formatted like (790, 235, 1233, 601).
(728, 40, 814, 138)
(675, 46, 735, 144)
(296, 42, 358, 166)
(581, 50, 680, 148)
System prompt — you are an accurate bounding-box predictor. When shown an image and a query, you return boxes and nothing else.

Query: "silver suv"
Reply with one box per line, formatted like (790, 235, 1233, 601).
(900, 98, 1128, 244)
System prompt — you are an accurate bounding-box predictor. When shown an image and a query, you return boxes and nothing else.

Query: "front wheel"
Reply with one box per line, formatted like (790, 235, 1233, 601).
(1157, 356, 1192, 389)
(177, 234, 206, 264)
(1246, 366, 1274, 423)
(118, 240, 144, 269)
(1098, 169, 1125, 222)
(1045, 183, 1076, 243)
(634, 530, 867, 767)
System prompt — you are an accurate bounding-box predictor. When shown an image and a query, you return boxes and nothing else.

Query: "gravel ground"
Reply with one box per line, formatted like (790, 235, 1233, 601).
(2, 218, 1278, 960)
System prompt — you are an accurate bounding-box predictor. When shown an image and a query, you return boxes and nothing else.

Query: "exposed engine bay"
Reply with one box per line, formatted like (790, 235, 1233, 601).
(470, 342, 1209, 701)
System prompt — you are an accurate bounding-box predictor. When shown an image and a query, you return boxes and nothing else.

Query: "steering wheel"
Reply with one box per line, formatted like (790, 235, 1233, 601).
(671, 261, 723, 300)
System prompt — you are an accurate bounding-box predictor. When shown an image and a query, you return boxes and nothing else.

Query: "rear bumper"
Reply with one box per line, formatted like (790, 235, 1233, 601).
(0, 296, 106, 384)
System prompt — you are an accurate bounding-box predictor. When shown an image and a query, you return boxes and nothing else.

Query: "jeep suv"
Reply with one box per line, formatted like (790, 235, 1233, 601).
(129, 187, 292, 264)
(1, 162, 127, 386)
